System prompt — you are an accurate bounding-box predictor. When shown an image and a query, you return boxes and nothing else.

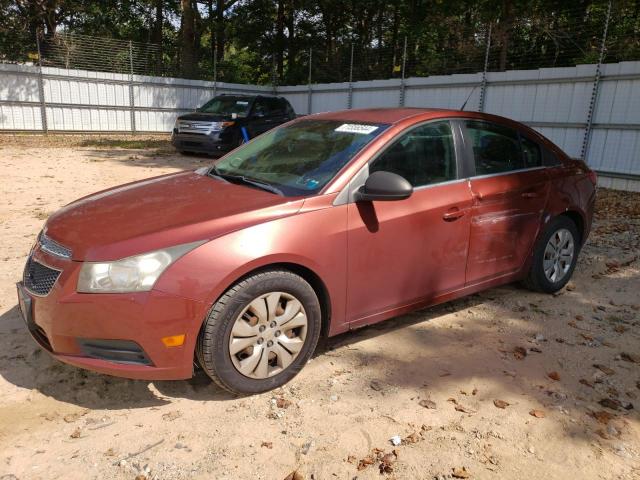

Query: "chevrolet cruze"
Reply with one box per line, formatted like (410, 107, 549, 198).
(17, 108, 596, 394)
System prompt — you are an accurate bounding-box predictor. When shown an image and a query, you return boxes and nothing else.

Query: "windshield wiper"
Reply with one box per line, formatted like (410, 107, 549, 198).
(208, 167, 284, 196)
(207, 166, 227, 181)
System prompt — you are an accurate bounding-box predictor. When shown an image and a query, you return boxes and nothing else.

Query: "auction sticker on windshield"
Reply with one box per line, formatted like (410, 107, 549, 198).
(334, 124, 379, 134)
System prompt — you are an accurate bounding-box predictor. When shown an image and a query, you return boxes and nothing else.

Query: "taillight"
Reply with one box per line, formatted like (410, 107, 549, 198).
(588, 170, 597, 185)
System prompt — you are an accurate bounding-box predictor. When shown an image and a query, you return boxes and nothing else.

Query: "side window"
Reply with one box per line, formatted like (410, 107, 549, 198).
(543, 147, 562, 166)
(252, 98, 269, 116)
(266, 97, 284, 115)
(520, 135, 542, 168)
(283, 99, 295, 117)
(369, 121, 457, 187)
(465, 121, 522, 175)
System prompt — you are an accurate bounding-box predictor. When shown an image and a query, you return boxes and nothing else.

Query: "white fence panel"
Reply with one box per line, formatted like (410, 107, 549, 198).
(351, 79, 400, 109)
(309, 83, 350, 113)
(405, 73, 482, 110)
(1, 61, 638, 190)
(276, 87, 309, 114)
(0, 70, 40, 102)
(0, 104, 42, 130)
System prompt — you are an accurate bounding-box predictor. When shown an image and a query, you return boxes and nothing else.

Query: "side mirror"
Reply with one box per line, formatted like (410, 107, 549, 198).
(354, 171, 413, 202)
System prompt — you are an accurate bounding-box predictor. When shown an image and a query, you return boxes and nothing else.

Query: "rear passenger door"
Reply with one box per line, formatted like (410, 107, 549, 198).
(268, 98, 291, 126)
(248, 98, 273, 137)
(462, 120, 550, 285)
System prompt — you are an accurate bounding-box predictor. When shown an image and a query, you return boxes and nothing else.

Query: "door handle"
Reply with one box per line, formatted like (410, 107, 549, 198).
(443, 208, 465, 221)
(522, 191, 539, 199)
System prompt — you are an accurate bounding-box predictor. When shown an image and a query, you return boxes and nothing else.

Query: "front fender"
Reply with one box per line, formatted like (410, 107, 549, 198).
(153, 203, 349, 335)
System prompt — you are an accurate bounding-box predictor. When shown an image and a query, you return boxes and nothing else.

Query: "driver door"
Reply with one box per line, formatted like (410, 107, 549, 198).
(346, 120, 473, 327)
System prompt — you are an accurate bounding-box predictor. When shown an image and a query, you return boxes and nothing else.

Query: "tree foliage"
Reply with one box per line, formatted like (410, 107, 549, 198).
(1, 0, 638, 84)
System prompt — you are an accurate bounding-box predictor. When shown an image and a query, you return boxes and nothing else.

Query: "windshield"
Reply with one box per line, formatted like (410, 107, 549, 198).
(210, 120, 389, 196)
(198, 97, 252, 117)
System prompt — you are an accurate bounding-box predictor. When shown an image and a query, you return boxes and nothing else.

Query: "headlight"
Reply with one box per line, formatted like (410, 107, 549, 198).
(211, 121, 235, 131)
(77, 241, 203, 293)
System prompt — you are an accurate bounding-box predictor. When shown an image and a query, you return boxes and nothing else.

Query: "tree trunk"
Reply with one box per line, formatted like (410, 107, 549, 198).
(276, 0, 285, 81)
(152, 0, 163, 74)
(391, 2, 399, 69)
(207, 0, 216, 68)
(376, 1, 383, 65)
(499, 0, 514, 71)
(286, 0, 296, 82)
(216, 0, 225, 61)
(180, 0, 197, 77)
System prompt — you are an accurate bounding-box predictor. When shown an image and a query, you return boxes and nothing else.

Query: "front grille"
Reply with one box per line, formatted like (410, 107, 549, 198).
(23, 257, 61, 296)
(177, 121, 215, 135)
(39, 233, 72, 259)
(77, 339, 152, 365)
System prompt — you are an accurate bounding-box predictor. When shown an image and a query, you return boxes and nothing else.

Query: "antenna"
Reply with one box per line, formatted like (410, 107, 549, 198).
(460, 84, 479, 111)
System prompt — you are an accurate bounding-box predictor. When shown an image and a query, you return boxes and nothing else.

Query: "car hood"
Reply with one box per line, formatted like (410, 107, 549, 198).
(45, 171, 303, 261)
(177, 112, 241, 122)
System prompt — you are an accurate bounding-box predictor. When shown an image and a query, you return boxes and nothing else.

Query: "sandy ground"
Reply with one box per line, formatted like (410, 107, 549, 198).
(0, 135, 638, 480)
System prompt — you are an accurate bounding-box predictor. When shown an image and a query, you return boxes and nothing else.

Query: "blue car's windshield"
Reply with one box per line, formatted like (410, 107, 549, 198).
(210, 120, 389, 196)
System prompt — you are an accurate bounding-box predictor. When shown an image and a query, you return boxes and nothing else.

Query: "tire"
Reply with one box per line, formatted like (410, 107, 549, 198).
(524, 215, 581, 293)
(196, 270, 322, 395)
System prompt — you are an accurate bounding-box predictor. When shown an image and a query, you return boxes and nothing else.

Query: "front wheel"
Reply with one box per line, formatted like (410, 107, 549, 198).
(196, 270, 321, 395)
(524, 216, 580, 293)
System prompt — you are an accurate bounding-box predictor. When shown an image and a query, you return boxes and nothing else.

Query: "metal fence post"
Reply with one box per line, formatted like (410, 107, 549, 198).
(35, 34, 48, 134)
(478, 24, 492, 112)
(272, 55, 278, 94)
(213, 34, 218, 97)
(399, 36, 407, 107)
(347, 43, 354, 109)
(128, 40, 136, 134)
(307, 48, 313, 115)
(581, 0, 612, 163)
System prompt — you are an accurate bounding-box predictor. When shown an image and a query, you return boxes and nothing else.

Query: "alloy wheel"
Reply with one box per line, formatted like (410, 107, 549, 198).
(543, 228, 575, 283)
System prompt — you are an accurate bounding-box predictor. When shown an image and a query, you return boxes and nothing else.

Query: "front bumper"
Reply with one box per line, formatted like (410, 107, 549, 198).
(171, 131, 236, 155)
(17, 246, 208, 380)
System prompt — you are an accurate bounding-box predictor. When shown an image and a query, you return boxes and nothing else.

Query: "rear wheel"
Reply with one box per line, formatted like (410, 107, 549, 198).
(196, 270, 321, 395)
(524, 216, 580, 293)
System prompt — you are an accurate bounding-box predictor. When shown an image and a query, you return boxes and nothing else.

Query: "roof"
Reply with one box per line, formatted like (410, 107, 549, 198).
(300, 107, 564, 158)
(308, 108, 451, 124)
(218, 93, 282, 99)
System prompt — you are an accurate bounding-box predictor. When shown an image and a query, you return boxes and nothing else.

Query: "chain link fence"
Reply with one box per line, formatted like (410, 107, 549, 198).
(11, 1, 634, 87)
(37, 33, 161, 76)
(1, 1, 639, 190)
(300, 2, 639, 87)
(33, 32, 274, 84)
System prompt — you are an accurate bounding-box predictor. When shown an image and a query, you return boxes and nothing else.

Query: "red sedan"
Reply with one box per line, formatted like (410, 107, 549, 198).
(17, 108, 596, 394)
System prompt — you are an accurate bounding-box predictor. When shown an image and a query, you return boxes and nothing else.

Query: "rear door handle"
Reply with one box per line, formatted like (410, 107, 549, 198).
(522, 191, 539, 199)
(443, 208, 465, 221)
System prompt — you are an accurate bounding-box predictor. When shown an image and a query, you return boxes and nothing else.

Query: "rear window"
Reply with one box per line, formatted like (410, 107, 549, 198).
(543, 147, 562, 166)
